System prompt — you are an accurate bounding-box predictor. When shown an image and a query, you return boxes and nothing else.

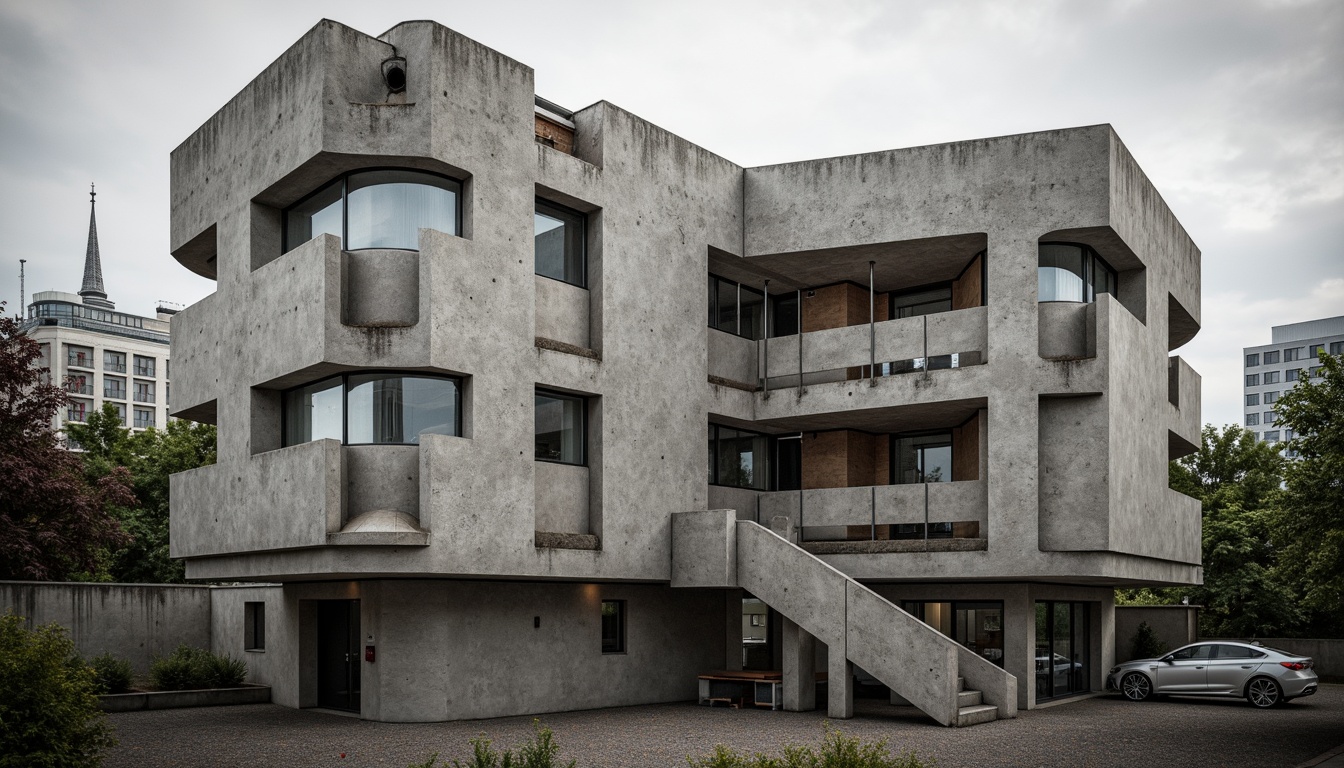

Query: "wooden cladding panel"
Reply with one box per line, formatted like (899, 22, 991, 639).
(951, 253, 983, 310)
(534, 115, 574, 155)
(951, 412, 981, 481)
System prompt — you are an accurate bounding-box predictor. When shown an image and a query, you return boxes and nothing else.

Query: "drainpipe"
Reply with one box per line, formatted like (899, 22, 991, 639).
(796, 289, 803, 399)
(869, 261, 876, 385)
(762, 280, 770, 397)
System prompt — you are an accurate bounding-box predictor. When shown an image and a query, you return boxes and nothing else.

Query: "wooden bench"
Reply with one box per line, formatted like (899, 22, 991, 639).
(697, 670, 784, 710)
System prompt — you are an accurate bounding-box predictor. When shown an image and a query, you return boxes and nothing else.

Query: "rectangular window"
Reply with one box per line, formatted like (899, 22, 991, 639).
(1245, 353, 1259, 367)
(535, 389, 585, 465)
(133, 380, 155, 404)
(1264, 411, 1276, 424)
(600, 600, 625, 654)
(244, 602, 265, 651)
(708, 424, 771, 490)
(1264, 391, 1280, 404)
(1263, 370, 1280, 384)
(283, 374, 462, 447)
(535, 199, 587, 287)
(1245, 374, 1259, 386)
(66, 374, 92, 396)
(770, 293, 799, 337)
(109, 402, 126, 424)
(707, 274, 766, 340)
(1264, 350, 1281, 365)
(67, 400, 88, 422)
(104, 376, 126, 399)
(891, 285, 953, 319)
(892, 432, 954, 484)
(66, 345, 93, 368)
(133, 408, 155, 429)
(1245, 393, 1259, 407)
(1286, 368, 1300, 382)
(1310, 344, 1326, 358)
(1283, 347, 1304, 362)
(1245, 413, 1259, 426)
(1264, 430, 1280, 442)
(104, 350, 126, 373)
(1311, 365, 1324, 378)
(133, 355, 155, 377)
(1331, 342, 1343, 355)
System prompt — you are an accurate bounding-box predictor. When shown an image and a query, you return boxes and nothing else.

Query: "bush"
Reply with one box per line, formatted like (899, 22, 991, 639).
(88, 653, 134, 694)
(1130, 621, 1167, 660)
(687, 723, 933, 768)
(149, 645, 247, 691)
(0, 613, 117, 767)
(410, 721, 576, 768)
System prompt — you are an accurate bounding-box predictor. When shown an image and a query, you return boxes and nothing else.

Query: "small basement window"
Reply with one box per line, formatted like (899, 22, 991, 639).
(245, 602, 265, 651)
(601, 600, 625, 654)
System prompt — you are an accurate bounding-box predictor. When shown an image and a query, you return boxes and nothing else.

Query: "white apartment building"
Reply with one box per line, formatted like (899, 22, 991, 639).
(1242, 316, 1344, 448)
(20, 189, 175, 440)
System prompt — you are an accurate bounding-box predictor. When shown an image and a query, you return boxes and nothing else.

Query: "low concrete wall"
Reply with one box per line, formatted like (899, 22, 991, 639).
(1207, 638, 1344, 681)
(100, 684, 271, 713)
(1, 582, 212, 674)
(1114, 605, 1199, 662)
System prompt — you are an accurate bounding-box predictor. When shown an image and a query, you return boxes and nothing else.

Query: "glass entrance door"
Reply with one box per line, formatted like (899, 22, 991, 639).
(901, 601, 1004, 667)
(317, 600, 361, 712)
(1035, 601, 1090, 700)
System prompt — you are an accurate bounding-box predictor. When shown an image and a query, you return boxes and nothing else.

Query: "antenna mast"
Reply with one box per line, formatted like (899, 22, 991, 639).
(18, 259, 25, 315)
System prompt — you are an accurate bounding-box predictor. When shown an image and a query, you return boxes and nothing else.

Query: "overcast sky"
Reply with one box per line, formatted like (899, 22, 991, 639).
(1, 0, 1340, 429)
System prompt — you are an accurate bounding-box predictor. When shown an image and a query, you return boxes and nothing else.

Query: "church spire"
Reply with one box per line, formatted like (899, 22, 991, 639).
(79, 184, 113, 309)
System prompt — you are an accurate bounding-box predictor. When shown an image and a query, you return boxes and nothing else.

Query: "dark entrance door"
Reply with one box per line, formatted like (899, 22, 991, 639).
(317, 600, 360, 712)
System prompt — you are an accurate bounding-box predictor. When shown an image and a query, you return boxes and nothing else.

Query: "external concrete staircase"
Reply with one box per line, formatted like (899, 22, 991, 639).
(672, 511, 1016, 727)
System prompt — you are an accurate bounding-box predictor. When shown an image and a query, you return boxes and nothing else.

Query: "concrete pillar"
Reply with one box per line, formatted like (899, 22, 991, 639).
(781, 617, 816, 711)
(828, 651, 854, 719)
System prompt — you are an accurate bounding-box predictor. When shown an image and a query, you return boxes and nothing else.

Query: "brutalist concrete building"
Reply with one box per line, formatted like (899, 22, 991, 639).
(168, 19, 1203, 725)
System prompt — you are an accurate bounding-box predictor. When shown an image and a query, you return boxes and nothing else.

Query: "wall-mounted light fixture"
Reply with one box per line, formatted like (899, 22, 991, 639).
(382, 56, 407, 93)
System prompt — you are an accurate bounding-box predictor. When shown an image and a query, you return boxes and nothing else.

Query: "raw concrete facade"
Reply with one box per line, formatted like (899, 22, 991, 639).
(168, 19, 1203, 724)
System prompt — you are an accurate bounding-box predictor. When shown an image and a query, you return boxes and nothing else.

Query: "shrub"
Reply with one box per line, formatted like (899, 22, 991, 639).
(1131, 621, 1167, 660)
(687, 723, 933, 768)
(89, 652, 134, 694)
(149, 645, 247, 690)
(410, 721, 576, 768)
(0, 613, 117, 767)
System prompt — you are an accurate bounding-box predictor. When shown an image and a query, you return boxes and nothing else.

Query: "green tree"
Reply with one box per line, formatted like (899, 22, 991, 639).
(1272, 352, 1344, 636)
(0, 613, 117, 767)
(1123, 425, 1303, 637)
(66, 405, 216, 584)
(0, 310, 133, 581)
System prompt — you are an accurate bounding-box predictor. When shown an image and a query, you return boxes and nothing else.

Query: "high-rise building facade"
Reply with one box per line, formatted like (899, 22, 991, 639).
(20, 189, 175, 441)
(167, 20, 1203, 725)
(1242, 316, 1344, 449)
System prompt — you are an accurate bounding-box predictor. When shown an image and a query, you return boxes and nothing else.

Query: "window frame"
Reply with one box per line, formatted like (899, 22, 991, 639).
(707, 273, 769, 340)
(600, 599, 626, 655)
(1037, 241, 1118, 304)
(280, 370, 464, 448)
(281, 167, 464, 255)
(891, 429, 956, 485)
(534, 388, 587, 466)
(534, 197, 588, 289)
(1264, 350, 1281, 365)
(1245, 353, 1259, 367)
(708, 423, 776, 490)
(1245, 374, 1259, 387)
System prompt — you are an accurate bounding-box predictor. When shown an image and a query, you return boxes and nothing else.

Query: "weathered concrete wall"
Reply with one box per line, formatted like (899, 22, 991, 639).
(1114, 605, 1199, 663)
(1, 582, 212, 675)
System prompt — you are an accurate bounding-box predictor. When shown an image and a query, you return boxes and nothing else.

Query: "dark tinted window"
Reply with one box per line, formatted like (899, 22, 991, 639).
(601, 600, 625, 654)
(1214, 645, 1261, 659)
(1170, 645, 1213, 661)
(535, 199, 586, 287)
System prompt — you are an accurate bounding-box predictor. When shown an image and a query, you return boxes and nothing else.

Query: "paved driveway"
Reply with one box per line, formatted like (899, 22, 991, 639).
(105, 685, 1344, 768)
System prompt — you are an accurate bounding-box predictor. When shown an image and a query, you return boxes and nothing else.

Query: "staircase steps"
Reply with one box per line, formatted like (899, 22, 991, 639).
(957, 702, 999, 727)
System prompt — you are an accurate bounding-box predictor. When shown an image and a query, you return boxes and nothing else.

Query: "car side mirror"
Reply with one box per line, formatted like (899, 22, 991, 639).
(1160, 656, 1174, 663)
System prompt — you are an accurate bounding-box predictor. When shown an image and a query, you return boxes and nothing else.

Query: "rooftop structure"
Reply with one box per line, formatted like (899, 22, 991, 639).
(167, 19, 1203, 725)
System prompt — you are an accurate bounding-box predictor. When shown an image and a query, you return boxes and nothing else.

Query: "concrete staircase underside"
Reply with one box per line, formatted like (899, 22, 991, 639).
(671, 511, 1017, 727)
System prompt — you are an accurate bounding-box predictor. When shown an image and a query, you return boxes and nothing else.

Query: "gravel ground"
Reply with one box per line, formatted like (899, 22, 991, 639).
(104, 685, 1344, 768)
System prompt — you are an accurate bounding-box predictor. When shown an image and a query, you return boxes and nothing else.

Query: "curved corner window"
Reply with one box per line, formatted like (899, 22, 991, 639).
(283, 170, 461, 254)
(1038, 243, 1116, 303)
(282, 372, 461, 447)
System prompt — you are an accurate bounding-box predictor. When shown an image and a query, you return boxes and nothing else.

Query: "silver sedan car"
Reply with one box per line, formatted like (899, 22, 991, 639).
(1107, 641, 1318, 708)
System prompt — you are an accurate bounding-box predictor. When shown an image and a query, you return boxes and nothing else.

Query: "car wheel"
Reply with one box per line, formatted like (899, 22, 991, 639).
(1121, 672, 1152, 702)
(1246, 677, 1282, 708)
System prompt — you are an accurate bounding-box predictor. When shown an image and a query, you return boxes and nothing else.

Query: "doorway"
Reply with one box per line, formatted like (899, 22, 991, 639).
(1035, 601, 1090, 700)
(317, 600, 361, 712)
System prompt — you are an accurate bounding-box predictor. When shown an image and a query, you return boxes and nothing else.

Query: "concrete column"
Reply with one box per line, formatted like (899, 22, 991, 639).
(828, 650, 854, 719)
(781, 617, 816, 711)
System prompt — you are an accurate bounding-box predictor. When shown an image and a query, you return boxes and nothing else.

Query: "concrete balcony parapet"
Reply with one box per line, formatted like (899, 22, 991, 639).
(757, 480, 988, 540)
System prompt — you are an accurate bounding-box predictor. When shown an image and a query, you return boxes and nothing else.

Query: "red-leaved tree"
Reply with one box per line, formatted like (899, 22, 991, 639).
(0, 307, 133, 580)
